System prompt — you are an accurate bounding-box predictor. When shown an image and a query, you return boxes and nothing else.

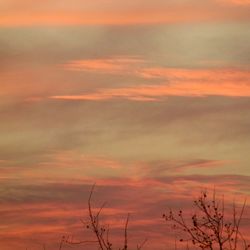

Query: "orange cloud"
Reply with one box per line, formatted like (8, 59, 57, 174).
(39, 151, 123, 170)
(63, 57, 145, 75)
(135, 159, 230, 177)
(138, 67, 250, 80)
(1, 4, 250, 26)
(220, 0, 250, 5)
(50, 68, 250, 101)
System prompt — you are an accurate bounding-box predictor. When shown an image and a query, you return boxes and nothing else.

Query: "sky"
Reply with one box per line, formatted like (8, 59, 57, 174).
(0, 0, 250, 249)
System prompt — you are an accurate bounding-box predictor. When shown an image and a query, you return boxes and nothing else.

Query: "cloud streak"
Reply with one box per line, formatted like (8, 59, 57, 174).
(50, 83, 250, 101)
(134, 159, 230, 177)
(62, 57, 146, 75)
(1, 1, 250, 26)
(57, 60, 250, 101)
(220, 0, 250, 5)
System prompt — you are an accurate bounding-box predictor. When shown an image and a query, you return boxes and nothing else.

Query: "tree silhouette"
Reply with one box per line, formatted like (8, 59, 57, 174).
(163, 191, 250, 250)
(60, 184, 147, 250)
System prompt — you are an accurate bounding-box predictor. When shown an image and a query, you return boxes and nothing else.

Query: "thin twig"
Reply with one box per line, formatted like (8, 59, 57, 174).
(137, 238, 148, 250)
(123, 213, 130, 250)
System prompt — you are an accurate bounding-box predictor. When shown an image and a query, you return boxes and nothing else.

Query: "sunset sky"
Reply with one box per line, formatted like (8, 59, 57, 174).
(0, 1, 250, 249)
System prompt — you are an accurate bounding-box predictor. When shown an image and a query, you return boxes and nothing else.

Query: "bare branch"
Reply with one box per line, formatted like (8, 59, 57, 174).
(137, 238, 148, 250)
(164, 190, 249, 250)
(123, 213, 130, 250)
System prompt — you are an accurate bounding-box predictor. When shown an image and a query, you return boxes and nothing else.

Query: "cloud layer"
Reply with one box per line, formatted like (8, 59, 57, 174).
(1, 174, 250, 250)
(1, 0, 250, 26)
(1, 1, 250, 249)
(52, 63, 250, 101)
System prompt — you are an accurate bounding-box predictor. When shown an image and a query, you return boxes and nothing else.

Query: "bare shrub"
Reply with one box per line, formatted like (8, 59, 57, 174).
(163, 191, 250, 250)
(60, 184, 147, 250)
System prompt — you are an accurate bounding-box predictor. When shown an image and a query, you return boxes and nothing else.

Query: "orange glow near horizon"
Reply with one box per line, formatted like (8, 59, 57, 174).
(1, 177, 249, 249)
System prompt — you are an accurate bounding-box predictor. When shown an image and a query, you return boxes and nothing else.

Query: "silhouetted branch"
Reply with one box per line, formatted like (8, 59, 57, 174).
(163, 191, 250, 250)
(123, 213, 130, 250)
(137, 238, 148, 250)
(63, 184, 145, 250)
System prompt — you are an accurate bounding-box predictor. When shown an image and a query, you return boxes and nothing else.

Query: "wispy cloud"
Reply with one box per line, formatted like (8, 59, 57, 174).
(134, 159, 230, 177)
(62, 58, 250, 80)
(62, 57, 146, 75)
(49, 83, 250, 101)
(220, 0, 250, 5)
(138, 67, 250, 80)
(56, 61, 250, 102)
(1, 1, 250, 26)
(39, 151, 123, 170)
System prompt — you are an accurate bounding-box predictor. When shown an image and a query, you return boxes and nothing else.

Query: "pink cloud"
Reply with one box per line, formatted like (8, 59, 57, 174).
(39, 151, 123, 170)
(219, 0, 250, 5)
(62, 57, 146, 75)
(51, 67, 250, 101)
(1, 5, 250, 27)
(1, 175, 249, 250)
(134, 159, 230, 176)
(50, 81, 250, 101)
